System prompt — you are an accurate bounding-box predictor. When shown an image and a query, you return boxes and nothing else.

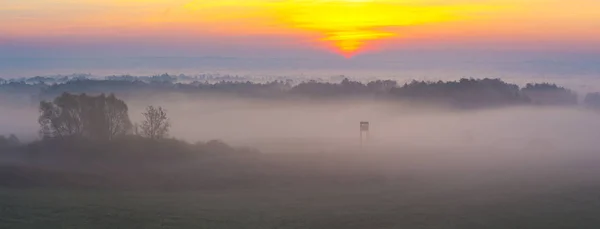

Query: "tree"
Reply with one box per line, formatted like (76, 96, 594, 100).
(39, 93, 85, 138)
(522, 83, 578, 106)
(39, 93, 132, 140)
(104, 94, 133, 139)
(140, 106, 170, 140)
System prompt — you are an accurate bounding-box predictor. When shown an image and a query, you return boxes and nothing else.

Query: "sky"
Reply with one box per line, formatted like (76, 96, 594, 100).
(1, 0, 600, 77)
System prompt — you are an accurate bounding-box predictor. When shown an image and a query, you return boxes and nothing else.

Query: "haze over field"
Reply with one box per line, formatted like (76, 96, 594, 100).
(2, 79, 600, 229)
(3, 1, 600, 228)
(1, 77, 600, 156)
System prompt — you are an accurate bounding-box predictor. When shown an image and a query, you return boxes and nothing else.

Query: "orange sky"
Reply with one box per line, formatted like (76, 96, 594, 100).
(2, 0, 600, 57)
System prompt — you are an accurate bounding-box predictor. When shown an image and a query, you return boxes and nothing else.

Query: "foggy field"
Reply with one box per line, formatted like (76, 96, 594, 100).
(9, 94, 600, 152)
(125, 96, 600, 155)
(3, 162, 600, 229)
(3, 78, 600, 228)
(3, 143, 600, 229)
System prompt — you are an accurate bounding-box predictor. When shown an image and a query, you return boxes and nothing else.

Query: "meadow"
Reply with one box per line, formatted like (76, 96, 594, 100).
(2, 181, 600, 229)
(3, 149, 600, 229)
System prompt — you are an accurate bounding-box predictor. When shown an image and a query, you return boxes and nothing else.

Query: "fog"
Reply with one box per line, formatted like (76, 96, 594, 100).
(97, 95, 599, 182)
(122, 96, 598, 151)
(4, 94, 600, 155)
(2, 90, 600, 187)
(3, 90, 600, 229)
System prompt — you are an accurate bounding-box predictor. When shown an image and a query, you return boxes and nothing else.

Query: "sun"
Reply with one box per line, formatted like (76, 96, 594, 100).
(270, 0, 464, 57)
(179, 0, 497, 57)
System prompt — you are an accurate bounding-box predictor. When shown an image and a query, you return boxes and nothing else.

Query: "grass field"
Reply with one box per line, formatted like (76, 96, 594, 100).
(3, 148, 600, 229)
(2, 176, 600, 229)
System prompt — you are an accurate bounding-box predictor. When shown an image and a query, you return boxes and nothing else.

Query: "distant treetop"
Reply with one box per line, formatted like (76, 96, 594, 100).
(0, 75, 594, 109)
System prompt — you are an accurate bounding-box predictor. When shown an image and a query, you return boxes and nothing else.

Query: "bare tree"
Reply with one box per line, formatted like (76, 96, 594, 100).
(140, 106, 170, 140)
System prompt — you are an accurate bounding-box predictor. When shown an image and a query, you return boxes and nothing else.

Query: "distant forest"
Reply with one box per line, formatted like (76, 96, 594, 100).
(1, 73, 599, 109)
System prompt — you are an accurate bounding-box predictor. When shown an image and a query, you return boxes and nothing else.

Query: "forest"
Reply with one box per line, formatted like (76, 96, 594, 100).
(0, 75, 595, 109)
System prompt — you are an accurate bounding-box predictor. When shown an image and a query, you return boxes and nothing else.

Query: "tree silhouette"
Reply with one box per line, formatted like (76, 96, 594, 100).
(522, 83, 578, 105)
(0, 75, 587, 109)
(140, 106, 171, 140)
(389, 78, 527, 108)
(104, 94, 133, 139)
(38, 93, 132, 140)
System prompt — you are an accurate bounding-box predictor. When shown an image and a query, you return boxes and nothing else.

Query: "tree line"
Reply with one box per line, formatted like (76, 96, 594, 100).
(0, 76, 596, 108)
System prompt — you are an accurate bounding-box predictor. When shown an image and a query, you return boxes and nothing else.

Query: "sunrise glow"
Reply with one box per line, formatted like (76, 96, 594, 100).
(2, 0, 600, 57)
(181, 0, 498, 56)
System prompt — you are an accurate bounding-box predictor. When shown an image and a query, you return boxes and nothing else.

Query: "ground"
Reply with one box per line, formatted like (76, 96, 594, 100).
(2, 178, 600, 229)
(3, 149, 600, 229)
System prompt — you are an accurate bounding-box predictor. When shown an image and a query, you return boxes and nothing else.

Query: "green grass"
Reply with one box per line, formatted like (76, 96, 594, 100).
(2, 179, 600, 229)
